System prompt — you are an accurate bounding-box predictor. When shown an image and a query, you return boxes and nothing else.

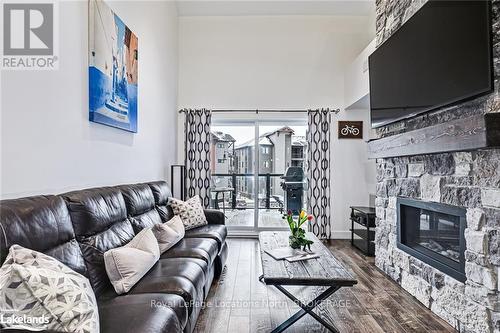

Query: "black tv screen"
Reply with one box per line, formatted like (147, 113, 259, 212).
(369, 0, 493, 128)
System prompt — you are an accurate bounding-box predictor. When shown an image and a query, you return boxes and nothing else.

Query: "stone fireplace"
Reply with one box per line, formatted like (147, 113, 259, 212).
(373, 0, 500, 332)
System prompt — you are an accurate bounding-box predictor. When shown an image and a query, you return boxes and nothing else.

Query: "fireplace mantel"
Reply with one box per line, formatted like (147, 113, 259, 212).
(367, 113, 500, 159)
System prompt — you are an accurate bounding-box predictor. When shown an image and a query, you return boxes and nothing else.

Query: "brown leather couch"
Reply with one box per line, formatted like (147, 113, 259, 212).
(0, 181, 228, 333)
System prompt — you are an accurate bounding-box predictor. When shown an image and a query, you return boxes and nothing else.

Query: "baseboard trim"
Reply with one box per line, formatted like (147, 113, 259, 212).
(330, 231, 351, 239)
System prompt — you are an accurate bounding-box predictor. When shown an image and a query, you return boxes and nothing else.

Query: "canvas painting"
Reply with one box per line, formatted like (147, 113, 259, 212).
(88, 0, 138, 132)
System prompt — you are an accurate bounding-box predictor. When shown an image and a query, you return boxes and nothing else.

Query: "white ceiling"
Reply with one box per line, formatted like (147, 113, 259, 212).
(175, 0, 375, 17)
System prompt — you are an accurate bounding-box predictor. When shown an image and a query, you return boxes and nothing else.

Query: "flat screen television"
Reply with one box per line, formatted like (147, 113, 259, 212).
(369, 0, 493, 128)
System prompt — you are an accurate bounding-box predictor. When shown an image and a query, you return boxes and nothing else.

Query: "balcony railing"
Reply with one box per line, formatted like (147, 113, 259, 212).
(211, 173, 284, 211)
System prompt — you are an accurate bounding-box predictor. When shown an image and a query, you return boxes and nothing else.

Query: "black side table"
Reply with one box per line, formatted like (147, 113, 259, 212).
(350, 206, 376, 256)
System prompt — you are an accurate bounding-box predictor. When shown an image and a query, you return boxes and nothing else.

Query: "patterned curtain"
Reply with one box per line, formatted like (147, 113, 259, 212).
(183, 109, 212, 208)
(307, 108, 333, 239)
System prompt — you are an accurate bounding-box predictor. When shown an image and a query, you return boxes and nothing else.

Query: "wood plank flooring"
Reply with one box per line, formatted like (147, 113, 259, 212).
(225, 209, 285, 228)
(194, 239, 456, 333)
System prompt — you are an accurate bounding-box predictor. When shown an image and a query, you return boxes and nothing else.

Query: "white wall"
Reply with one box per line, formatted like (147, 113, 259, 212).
(0, 1, 178, 199)
(178, 15, 375, 238)
(344, 38, 375, 110)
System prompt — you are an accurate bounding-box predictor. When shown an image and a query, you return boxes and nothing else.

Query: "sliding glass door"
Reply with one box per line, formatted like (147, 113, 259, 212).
(211, 113, 307, 235)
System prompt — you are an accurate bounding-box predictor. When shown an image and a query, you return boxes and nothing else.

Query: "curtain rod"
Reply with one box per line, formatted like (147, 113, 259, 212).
(178, 108, 340, 114)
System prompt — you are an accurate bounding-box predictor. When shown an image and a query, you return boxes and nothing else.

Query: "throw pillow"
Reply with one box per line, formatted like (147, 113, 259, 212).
(0, 244, 99, 333)
(169, 195, 208, 230)
(104, 228, 160, 295)
(151, 215, 185, 253)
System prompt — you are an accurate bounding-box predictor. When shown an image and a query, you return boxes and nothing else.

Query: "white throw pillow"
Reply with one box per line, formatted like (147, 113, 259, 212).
(169, 195, 208, 230)
(151, 216, 185, 253)
(104, 228, 160, 295)
(0, 245, 99, 333)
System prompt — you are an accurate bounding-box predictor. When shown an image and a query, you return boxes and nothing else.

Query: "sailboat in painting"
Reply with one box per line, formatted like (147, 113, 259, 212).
(88, 0, 138, 132)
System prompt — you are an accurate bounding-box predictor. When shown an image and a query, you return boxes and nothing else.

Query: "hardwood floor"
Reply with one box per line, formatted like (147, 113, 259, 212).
(194, 239, 457, 333)
(224, 209, 285, 228)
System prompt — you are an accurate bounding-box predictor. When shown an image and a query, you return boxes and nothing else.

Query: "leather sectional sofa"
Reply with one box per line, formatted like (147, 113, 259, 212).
(0, 181, 228, 333)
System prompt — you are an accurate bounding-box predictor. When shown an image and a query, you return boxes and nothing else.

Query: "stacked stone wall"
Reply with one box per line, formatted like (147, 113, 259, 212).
(374, 0, 500, 331)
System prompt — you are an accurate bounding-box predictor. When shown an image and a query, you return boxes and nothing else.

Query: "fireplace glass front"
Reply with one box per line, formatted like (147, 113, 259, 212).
(397, 198, 466, 282)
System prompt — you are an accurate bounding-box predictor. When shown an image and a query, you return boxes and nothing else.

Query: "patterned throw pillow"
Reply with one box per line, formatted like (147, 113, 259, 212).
(151, 215, 186, 253)
(0, 245, 99, 333)
(169, 195, 208, 230)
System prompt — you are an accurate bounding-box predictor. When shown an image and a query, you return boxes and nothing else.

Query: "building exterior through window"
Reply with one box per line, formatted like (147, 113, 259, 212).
(211, 126, 306, 206)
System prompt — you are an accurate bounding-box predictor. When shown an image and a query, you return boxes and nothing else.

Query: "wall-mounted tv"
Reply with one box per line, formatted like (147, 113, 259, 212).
(369, 0, 493, 128)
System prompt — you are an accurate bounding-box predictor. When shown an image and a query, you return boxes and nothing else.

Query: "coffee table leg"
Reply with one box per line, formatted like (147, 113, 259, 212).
(271, 307, 309, 333)
(271, 285, 341, 333)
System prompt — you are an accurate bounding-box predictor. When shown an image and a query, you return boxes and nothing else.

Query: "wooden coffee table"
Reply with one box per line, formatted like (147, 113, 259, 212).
(259, 231, 357, 333)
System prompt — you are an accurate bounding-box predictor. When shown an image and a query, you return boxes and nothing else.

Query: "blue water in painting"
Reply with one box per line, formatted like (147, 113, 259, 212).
(89, 66, 138, 133)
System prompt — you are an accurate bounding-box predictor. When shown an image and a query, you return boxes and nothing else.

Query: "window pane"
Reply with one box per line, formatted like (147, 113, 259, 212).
(211, 125, 255, 227)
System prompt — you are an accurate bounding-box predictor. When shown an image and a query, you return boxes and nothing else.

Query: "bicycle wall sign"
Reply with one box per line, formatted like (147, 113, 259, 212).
(338, 121, 363, 139)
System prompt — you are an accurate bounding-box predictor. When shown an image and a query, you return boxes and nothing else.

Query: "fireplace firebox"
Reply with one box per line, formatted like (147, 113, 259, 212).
(397, 197, 467, 282)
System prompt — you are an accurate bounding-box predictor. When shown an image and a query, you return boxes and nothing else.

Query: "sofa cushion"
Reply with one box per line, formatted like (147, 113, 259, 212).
(128, 209, 162, 233)
(0, 195, 87, 276)
(128, 258, 205, 315)
(156, 204, 175, 223)
(152, 216, 185, 253)
(62, 187, 136, 296)
(0, 245, 99, 333)
(80, 221, 136, 296)
(104, 228, 160, 295)
(98, 293, 185, 333)
(147, 181, 175, 222)
(119, 183, 156, 216)
(184, 224, 227, 251)
(160, 238, 218, 264)
(148, 181, 172, 206)
(63, 187, 128, 237)
(119, 184, 163, 233)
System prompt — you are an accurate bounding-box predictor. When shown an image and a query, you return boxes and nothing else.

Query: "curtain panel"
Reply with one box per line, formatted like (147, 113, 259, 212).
(183, 108, 212, 208)
(307, 109, 332, 239)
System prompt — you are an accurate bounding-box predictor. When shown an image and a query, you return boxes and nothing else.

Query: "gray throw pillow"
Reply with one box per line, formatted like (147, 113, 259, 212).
(104, 228, 160, 295)
(0, 245, 99, 333)
(169, 195, 208, 230)
(151, 215, 185, 253)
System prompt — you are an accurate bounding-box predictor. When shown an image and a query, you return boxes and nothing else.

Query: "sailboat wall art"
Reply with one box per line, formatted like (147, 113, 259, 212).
(88, 0, 138, 132)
